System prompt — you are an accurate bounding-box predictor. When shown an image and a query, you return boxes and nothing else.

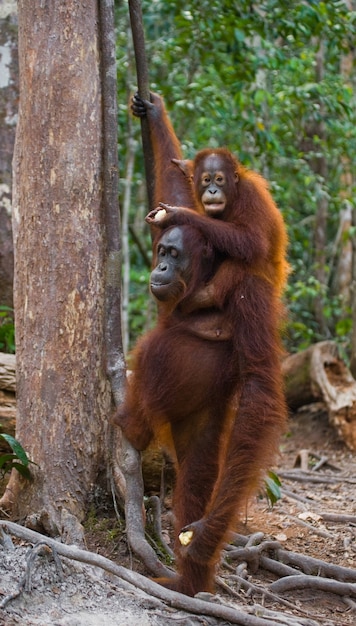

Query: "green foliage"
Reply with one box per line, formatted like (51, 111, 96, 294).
(128, 266, 156, 339)
(0, 306, 15, 353)
(116, 0, 356, 354)
(261, 471, 282, 508)
(0, 431, 35, 481)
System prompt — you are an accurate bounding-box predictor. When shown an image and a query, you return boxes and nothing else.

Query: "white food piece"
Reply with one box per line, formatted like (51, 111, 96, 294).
(179, 530, 194, 546)
(154, 208, 167, 221)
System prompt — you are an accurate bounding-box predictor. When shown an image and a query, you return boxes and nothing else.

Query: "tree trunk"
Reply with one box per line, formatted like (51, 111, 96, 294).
(0, 0, 18, 307)
(1, 0, 112, 540)
(312, 40, 328, 336)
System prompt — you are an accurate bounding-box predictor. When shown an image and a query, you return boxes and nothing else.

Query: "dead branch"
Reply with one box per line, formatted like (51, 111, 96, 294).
(249, 606, 319, 626)
(281, 488, 356, 525)
(320, 512, 356, 524)
(293, 449, 341, 473)
(280, 487, 313, 505)
(278, 470, 356, 484)
(283, 341, 356, 450)
(278, 509, 334, 539)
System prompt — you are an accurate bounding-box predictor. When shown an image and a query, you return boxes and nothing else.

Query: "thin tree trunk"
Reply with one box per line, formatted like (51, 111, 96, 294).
(1, 0, 111, 540)
(351, 204, 356, 376)
(312, 40, 328, 335)
(340, 0, 356, 375)
(121, 127, 136, 355)
(0, 0, 18, 307)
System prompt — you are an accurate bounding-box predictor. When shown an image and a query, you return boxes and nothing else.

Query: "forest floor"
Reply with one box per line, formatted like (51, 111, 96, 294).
(0, 404, 355, 626)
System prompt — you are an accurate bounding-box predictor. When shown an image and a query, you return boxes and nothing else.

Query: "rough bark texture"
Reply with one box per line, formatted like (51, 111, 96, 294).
(1, 1, 112, 539)
(0, 0, 17, 307)
(283, 341, 356, 451)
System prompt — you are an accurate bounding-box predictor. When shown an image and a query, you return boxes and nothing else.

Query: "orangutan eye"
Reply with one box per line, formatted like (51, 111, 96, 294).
(170, 248, 178, 258)
(215, 173, 225, 185)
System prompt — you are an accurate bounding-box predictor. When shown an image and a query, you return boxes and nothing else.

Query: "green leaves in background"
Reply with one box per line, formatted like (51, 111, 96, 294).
(116, 1, 356, 353)
(0, 306, 15, 353)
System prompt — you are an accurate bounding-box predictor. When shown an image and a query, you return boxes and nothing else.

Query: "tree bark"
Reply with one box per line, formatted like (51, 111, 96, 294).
(1, 1, 112, 540)
(312, 40, 328, 336)
(0, 0, 18, 307)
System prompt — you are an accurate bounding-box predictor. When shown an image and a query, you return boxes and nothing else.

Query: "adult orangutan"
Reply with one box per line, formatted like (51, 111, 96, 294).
(115, 93, 289, 596)
(114, 223, 234, 595)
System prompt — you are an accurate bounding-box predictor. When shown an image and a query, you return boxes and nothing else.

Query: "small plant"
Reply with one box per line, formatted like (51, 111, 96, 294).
(261, 471, 282, 507)
(0, 305, 15, 353)
(0, 431, 35, 481)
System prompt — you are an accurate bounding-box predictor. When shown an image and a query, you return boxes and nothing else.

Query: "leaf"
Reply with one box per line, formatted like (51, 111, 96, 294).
(0, 434, 30, 466)
(0, 453, 16, 469)
(264, 471, 282, 506)
(268, 470, 282, 487)
(10, 462, 33, 481)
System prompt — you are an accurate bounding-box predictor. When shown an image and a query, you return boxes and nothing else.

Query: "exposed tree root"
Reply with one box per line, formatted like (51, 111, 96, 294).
(113, 434, 175, 580)
(0, 520, 318, 626)
(228, 536, 356, 582)
(0, 542, 64, 609)
(223, 533, 356, 615)
(269, 574, 356, 597)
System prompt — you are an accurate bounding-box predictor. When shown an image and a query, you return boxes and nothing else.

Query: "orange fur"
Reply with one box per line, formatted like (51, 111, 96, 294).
(118, 93, 289, 596)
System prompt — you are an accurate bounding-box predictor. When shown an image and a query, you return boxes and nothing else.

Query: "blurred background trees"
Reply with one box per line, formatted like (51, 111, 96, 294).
(1, 0, 355, 362)
(116, 0, 356, 362)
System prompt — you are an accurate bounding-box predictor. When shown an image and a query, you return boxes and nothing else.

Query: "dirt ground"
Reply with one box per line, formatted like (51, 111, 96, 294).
(0, 405, 355, 626)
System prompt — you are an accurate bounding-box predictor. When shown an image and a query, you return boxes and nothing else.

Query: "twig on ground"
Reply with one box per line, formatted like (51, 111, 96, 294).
(252, 604, 320, 626)
(228, 574, 319, 617)
(24, 542, 64, 592)
(320, 513, 356, 524)
(278, 509, 334, 539)
(0, 588, 23, 609)
(293, 450, 341, 473)
(280, 488, 356, 524)
(278, 470, 356, 485)
(280, 487, 313, 505)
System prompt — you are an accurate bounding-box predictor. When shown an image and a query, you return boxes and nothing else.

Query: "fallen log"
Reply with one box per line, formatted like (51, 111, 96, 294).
(0, 352, 15, 392)
(282, 341, 356, 450)
(0, 353, 16, 451)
